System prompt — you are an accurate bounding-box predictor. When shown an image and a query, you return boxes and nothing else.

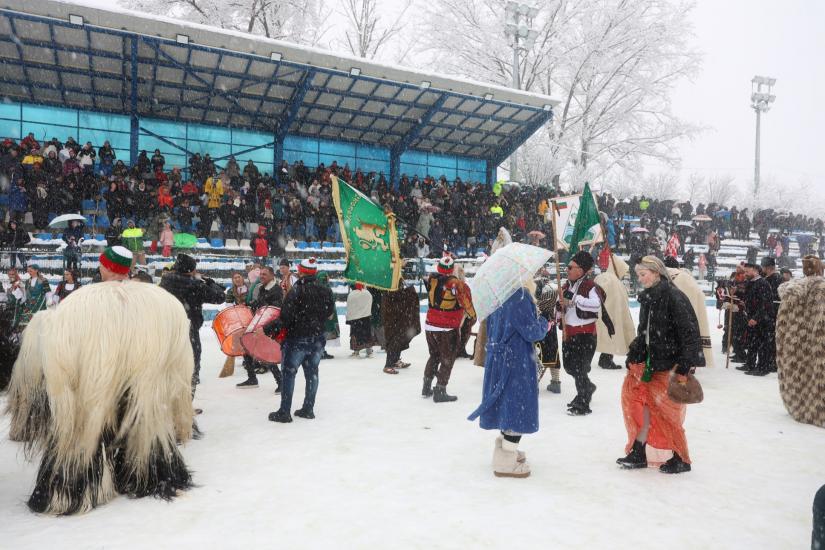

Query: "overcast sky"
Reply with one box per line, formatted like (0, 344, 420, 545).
(670, 0, 825, 199)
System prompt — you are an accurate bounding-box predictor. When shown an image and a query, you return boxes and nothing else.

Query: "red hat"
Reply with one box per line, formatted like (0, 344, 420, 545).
(437, 256, 455, 275)
(99, 246, 133, 275)
(298, 257, 318, 275)
(354, 282, 365, 290)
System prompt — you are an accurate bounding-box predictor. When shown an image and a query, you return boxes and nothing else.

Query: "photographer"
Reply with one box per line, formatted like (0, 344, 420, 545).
(160, 253, 226, 395)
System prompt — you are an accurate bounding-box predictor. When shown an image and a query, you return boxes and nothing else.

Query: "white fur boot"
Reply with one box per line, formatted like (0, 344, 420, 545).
(493, 438, 531, 478)
(494, 435, 526, 463)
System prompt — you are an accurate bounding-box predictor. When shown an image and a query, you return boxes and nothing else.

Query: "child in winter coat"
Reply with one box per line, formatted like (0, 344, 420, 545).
(159, 222, 175, 257)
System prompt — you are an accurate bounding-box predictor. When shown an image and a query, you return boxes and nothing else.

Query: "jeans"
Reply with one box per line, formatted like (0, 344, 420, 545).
(562, 333, 597, 407)
(278, 336, 324, 414)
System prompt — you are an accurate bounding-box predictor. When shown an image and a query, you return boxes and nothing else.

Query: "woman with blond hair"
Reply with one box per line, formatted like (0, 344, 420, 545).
(617, 255, 705, 474)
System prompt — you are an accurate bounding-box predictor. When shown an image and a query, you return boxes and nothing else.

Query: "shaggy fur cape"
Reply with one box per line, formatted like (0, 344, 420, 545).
(595, 255, 635, 356)
(776, 276, 825, 428)
(5, 281, 195, 515)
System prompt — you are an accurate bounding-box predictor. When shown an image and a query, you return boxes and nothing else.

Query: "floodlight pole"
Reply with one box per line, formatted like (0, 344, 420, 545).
(511, 34, 521, 182)
(504, 3, 537, 184)
(750, 76, 776, 199)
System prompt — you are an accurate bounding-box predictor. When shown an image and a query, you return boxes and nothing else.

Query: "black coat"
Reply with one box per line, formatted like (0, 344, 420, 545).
(249, 281, 283, 311)
(744, 276, 773, 326)
(627, 279, 705, 375)
(275, 275, 335, 340)
(160, 271, 226, 329)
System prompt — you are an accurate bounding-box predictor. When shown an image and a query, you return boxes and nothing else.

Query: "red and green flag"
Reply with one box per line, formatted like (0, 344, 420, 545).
(567, 182, 602, 255)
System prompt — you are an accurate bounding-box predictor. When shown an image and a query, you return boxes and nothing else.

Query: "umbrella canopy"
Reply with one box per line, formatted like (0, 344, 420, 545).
(677, 221, 693, 227)
(527, 230, 547, 239)
(48, 213, 87, 228)
(692, 215, 712, 222)
(470, 243, 551, 322)
(631, 227, 649, 233)
(174, 233, 198, 249)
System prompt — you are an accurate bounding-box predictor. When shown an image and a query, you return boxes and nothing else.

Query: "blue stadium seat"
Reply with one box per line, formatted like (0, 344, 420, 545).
(81, 200, 96, 211)
(95, 234, 105, 241)
(96, 216, 110, 229)
(322, 241, 334, 249)
(456, 247, 467, 257)
(210, 238, 224, 248)
(307, 241, 322, 250)
(36, 233, 51, 240)
(197, 238, 208, 244)
(83, 233, 92, 241)
(335, 242, 344, 248)
(296, 241, 309, 250)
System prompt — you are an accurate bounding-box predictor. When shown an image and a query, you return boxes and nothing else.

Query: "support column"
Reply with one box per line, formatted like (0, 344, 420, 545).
(129, 37, 139, 165)
(390, 151, 400, 190)
(485, 160, 495, 186)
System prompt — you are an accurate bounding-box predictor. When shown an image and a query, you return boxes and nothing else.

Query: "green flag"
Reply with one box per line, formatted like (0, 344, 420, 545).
(331, 175, 401, 290)
(567, 182, 602, 256)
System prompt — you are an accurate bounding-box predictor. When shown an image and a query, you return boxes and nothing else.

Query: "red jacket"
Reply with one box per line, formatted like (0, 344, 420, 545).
(425, 274, 476, 329)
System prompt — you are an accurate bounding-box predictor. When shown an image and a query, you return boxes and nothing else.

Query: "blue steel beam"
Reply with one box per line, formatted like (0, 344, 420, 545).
(47, 23, 66, 105)
(390, 95, 449, 159)
(274, 69, 315, 163)
(211, 141, 276, 163)
(491, 110, 554, 168)
(139, 126, 193, 156)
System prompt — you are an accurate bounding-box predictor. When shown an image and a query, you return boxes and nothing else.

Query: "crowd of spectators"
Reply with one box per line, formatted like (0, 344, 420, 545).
(1, 132, 824, 267)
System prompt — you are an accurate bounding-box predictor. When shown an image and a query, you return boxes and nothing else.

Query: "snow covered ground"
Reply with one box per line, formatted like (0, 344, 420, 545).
(1, 306, 822, 549)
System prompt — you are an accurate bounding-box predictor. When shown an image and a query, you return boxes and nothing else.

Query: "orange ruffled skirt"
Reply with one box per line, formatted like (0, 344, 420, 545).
(621, 362, 691, 463)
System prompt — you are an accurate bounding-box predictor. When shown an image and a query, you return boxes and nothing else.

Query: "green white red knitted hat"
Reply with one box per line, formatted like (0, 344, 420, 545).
(298, 257, 318, 275)
(437, 256, 455, 275)
(99, 246, 132, 275)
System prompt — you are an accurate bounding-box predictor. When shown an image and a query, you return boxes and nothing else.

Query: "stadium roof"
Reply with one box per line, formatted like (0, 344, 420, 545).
(0, 0, 557, 165)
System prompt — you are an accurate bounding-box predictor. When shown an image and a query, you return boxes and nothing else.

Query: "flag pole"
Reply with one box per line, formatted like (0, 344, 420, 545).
(551, 200, 568, 343)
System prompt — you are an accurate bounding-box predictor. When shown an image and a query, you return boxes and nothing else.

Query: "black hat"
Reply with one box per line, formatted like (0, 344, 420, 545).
(569, 251, 594, 272)
(760, 256, 776, 267)
(175, 253, 197, 274)
(279, 258, 291, 267)
(742, 262, 759, 269)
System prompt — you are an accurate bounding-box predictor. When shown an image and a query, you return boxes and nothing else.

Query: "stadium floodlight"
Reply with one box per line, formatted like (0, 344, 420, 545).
(270, 52, 282, 62)
(502, 2, 538, 182)
(484, 93, 494, 101)
(420, 81, 431, 89)
(350, 67, 361, 77)
(750, 75, 777, 198)
(543, 104, 553, 112)
(69, 14, 84, 26)
(176, 34, 189, 45)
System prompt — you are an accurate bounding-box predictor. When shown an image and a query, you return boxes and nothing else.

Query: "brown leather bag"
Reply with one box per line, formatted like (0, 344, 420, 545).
(667, 368, 704, 404)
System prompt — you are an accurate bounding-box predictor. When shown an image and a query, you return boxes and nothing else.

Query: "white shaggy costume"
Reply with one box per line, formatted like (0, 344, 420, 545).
(6, 281, 195, 515)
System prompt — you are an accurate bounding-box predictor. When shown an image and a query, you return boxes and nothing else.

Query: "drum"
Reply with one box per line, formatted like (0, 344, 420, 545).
(212, 305, 253, 357)
(241, 306, 282, 364)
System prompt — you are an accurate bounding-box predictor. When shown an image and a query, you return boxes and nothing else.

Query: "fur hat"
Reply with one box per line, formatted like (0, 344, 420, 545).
(437, 256, 455, 275)
(802, 255, 824, 277)
(99, 246, 133, 275)
(175, 253, 197, 274)
(298, 257, 318, 275)
(569, 251, 594, 272)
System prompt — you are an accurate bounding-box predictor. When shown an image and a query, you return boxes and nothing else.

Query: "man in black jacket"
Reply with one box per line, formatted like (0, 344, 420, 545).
(160, 253, 226, 393)
(761, 257, 781, 373)
(237, 266, 284, 390)
(266, 257, 335, 423)
(740, 262, 774, 376)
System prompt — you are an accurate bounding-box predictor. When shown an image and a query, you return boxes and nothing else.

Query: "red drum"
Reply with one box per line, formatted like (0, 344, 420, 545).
(212, 305, 253, 357)
(241, 306, 282, 364)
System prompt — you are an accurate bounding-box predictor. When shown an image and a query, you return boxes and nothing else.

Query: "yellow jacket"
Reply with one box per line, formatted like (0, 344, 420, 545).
(204, 177, 224, 209)
(490, 205, 504, 217)
(22, 154, 43, 166)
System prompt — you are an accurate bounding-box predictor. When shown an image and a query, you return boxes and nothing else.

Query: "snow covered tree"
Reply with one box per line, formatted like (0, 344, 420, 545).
(417, 0, 701, 191)
(337, 0, 412, 60)
(123, 0, 331, 45)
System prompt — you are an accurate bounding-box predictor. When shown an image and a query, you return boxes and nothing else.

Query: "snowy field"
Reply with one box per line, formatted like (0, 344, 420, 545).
(1, 306, 823, 549)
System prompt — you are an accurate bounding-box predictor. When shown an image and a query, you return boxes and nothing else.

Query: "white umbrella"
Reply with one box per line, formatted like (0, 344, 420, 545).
(631, 227, 649, 233)
(48, 213, 87, 228)
(470, 243, 551, 321)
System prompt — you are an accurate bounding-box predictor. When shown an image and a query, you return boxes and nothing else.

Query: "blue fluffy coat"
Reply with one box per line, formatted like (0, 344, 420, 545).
(468, 288, 548, 434)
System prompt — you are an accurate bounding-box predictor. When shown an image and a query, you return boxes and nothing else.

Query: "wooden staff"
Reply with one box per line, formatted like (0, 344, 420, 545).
(551, 200, 568, 344)
(724, 295, 735, 369)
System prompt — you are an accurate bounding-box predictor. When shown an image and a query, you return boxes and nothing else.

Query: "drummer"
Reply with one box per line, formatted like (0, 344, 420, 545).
(237, 266, 285, 391)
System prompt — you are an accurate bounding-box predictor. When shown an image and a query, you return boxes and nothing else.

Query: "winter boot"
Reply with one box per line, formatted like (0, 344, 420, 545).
(294, 408, 315, 419)
(236, 377, 259, 389)
(421, 377, 434, 398)
(493, 439, 531, 478)
(616, 440, 647, 469)
(365, 348, 373, 357)
(433, 384, 457, 403)
(322, 351, 334, 360)
(567, 404, 592, 416)
(268, 410, 292, 423)
(495, 435, 525, 463)
(599, 354, 622, 370)
(546, 381, 561, 394)
(350, 350, 361, 358)
(659, 452, 691, 474)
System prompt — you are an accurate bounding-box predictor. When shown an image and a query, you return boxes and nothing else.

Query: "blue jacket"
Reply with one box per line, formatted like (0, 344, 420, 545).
(9, 185, 27, 212)
(468, 288, 548, 434)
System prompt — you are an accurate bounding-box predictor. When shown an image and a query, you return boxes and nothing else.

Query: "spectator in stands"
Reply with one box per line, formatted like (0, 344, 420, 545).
(5, 220, 30, 268)
(251, 226, 269, 260)
(243, 159, 260, 183)
(62, 220, 84, 271)
(105, 217, 123, 248)
(78, 142, 96, 173)
(202, 171, 225, 237)
(151, 149, 165, 172)
(8, 180, 28, 223)
(159, 221, 175, 257)
(20, 132, 39, 152)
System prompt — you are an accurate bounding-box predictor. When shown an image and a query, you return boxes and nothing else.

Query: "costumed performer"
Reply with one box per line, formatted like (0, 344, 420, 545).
(775, 255, 825, 428)
(664, 258, 714, 367)
(5, 280, 195, 514)
(595, 254, 635, 370)
(617, 256, 705, 474)
(381, 274, 421, 374)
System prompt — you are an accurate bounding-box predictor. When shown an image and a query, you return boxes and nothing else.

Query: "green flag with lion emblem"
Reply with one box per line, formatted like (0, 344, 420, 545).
(331, 175, 401, 290)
